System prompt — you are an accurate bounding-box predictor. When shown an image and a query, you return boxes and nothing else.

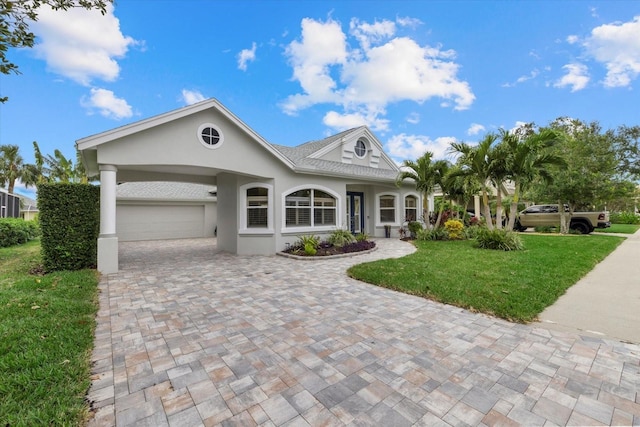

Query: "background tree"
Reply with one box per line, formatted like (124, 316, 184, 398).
(0, 0, 111, 101)
(0, 144, 34, 193)
(528, 118, 619, 232)
(396, 151, 438, 226)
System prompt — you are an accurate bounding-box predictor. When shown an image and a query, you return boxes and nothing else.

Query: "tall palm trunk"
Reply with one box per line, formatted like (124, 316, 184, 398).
(482, 186, 494, 230)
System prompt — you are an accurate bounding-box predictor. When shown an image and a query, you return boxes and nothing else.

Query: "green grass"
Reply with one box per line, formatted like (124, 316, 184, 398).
(594, 223, 640, 234)
(0, 240, 99, 426)
(348, 234, 624, 323)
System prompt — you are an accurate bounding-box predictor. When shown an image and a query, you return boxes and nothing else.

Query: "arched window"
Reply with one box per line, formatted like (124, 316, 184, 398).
(285, 188, 337, 227)
(404, 195, 418, 222)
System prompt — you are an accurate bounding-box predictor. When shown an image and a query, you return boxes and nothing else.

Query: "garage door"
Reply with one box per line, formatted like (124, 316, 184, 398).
(117, 204, 205, 241)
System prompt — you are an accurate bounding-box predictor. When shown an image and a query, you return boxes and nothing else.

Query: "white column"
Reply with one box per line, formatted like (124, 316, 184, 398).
(98, 165, 118, 273)
(474, 195, 481, 217)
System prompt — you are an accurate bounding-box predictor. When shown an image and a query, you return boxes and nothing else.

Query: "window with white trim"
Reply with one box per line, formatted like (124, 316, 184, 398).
(246, 187, 268, 228)
(405, 195, 418, 222)
(285, 189, 336, 227)
(379, 195, 396, 223)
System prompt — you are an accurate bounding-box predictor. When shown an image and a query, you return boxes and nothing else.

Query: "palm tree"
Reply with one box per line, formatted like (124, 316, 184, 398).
(396, 151, 438, 226)
(449, 134, 499, 229)
(500, 128, 566, 230)
(432, 159, 452, 228)
(0, 144, 33, 194)
(445, 165, 482, 224)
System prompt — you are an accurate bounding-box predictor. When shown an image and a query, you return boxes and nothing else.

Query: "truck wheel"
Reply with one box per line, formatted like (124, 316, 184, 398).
(570, 221, 590, 234)
(514, 220, 527, 232)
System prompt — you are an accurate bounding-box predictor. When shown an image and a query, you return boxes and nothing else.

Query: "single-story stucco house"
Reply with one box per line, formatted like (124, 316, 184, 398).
(77, 98, 424, 273)
(1, 189, 21, 218)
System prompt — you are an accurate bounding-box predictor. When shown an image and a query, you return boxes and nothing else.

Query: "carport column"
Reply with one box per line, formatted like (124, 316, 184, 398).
(98, 165, 118, 274)
(474, 195, 481, 217)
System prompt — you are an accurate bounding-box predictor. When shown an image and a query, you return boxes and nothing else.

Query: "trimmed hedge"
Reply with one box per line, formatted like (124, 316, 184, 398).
(0, 218, 41, 247)
(38, 183, 100, 272)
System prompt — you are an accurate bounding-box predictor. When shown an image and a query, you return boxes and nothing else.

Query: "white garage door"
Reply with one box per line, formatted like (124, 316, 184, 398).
(117, 204, 205, 241)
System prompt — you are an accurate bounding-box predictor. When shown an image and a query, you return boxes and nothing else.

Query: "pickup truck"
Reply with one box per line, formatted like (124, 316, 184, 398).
(514, 204, 611, 234)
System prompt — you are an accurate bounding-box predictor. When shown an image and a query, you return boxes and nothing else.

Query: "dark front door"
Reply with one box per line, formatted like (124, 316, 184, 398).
(347, 192, 364, 234)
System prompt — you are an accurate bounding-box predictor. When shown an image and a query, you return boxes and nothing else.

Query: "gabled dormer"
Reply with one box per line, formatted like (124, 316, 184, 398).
(307, 126, 395, 170)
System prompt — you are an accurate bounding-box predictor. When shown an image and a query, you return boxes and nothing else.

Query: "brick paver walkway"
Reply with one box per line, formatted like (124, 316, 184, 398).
(87, 238, 640, 426)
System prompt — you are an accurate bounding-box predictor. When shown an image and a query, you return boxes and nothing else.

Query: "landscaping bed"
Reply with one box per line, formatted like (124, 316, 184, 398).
(281, 240, 376, 258)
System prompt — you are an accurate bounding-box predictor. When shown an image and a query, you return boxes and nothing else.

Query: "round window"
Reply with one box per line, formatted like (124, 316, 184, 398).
(354, 138, 367, 158)
(198, 123, 224, 149)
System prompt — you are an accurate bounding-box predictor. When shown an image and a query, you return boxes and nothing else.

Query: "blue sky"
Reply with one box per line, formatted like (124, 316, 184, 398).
(2, 1, 640, 198)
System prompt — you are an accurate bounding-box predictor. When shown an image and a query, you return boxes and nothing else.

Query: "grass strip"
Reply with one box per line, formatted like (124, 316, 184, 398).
(348, 234, 624, 323)
(0, 240, 99, 426)
(594, 223, 640, 234)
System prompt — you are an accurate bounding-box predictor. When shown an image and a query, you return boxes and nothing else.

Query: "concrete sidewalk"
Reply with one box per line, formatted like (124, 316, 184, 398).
(537, 228, 640, 344)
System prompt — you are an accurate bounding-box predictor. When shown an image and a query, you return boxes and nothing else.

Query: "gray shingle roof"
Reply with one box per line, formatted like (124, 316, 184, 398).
(116, 182, 216, 200)
(272, 127, 399, 181)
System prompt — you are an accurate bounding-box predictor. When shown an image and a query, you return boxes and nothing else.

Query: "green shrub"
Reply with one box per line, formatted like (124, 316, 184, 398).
(417, 227, 448, 241)
(327, 229, 355, 247)
(355, 232, 369, 242)
(475, 228, 524, 251)
(38, 183, 100, 272)
(610, 211, 640, 224)
(0, 218, 40, 247)
(407, 221, 423, 238)
(297, 234, 320, 249)
(464, 225, 481, 239)
(444, 219, 464, 240)
(304, 242, 317, 255)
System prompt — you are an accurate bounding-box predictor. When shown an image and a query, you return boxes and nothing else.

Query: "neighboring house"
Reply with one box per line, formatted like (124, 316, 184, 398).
(0, 189, 21, 218)
(116, 181, 217, 241)
(76, 98, 418, 273)
(20, 196, 39, 221)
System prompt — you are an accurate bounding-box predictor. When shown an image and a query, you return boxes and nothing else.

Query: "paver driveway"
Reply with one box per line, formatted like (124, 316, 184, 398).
(88, 238, 640, 426)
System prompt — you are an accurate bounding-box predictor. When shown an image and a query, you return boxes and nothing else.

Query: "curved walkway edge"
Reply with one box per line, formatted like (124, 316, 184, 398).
(536, 229, 640, 344)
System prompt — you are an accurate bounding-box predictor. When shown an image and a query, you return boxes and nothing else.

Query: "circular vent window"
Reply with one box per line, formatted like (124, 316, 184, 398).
(354, 138, 367, 158)
(198, 123, 224, 149)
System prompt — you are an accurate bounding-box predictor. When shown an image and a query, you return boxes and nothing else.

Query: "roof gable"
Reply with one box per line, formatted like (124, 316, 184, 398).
(76, 98, 295, 176)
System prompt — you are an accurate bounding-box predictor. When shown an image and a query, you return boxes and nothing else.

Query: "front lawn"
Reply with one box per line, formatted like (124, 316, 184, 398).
(0, 240, 100, 426)
(348, 234, 624, 323)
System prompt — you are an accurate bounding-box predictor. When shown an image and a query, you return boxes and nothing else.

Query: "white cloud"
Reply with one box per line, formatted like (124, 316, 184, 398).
(385, 133, 455, 162)
(181, 89, 206, 105)
(31, 4, 137, 85)
(82, 88, 133, 119)
(554, 63, 590, 92)
(282, 16, 474, 131)
(583, 16, 640, 88)
(406, 112, 420, 124)
(323, 109, 390, 132)
(566, 35, 580, 44)
(502, 69, 540, 88)
(467, 123, 485, 136)
(237, 42, 257, 71)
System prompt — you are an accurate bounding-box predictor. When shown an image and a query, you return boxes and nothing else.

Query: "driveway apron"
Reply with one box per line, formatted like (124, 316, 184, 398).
(87, 238, 640, 426)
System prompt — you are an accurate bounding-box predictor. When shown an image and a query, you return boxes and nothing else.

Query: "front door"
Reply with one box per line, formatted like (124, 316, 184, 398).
(347, 192, 364, 234)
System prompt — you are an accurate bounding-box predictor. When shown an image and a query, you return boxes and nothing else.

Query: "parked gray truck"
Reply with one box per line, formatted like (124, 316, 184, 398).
(514, 204, 611, 234)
